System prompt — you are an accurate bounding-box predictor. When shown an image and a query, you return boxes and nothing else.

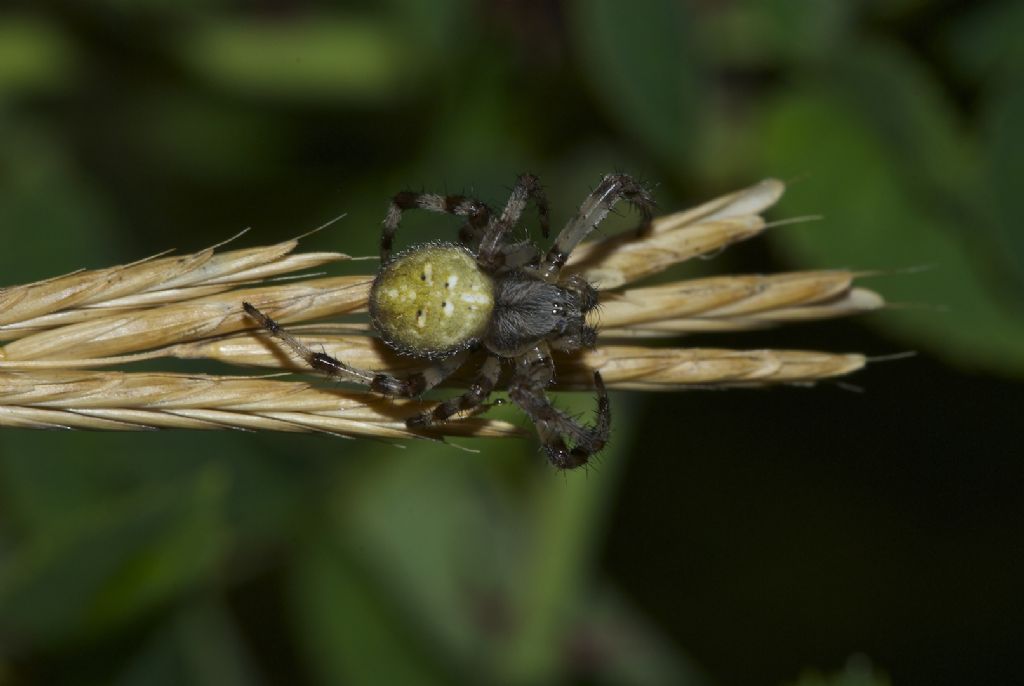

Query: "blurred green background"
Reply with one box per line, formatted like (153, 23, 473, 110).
(1, 1, 1021, 685)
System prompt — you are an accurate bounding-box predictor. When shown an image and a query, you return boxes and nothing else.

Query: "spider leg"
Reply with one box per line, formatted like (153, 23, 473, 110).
(370, 350, 471, 397)
(559, 273, 599, 312)
(243, 302, 467, 397)
(491, 240, 543, 272)
(549, 325, 597, 352)
(539, 173, 655, 282)
(478, 173, 550, 267)
(508, 343, 610, 469)
(407, 354, 502, 428)
(381, 191, 494, 262)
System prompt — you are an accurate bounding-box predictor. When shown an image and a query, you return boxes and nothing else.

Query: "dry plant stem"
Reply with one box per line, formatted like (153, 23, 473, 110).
(659, 178, 785, 228)
(0, 268, 880, 363)
(0, 369, 521, 436)
(0, 265, 882, 370)
(0, 238, 347, 334)
(595, 271, 883, 332)
(160, 336, 866, 391)
(0, 276, 371, 361)
(564, 178, 784, 289)
(566, 347, 865, 390)
(0, 178, 881, 437)
(0, 253, 348, 338)
(565, 216, 766, 290)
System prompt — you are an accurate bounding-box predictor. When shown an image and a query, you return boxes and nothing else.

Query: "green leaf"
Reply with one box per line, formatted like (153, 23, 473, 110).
(116, 599, 262, 686)
(983, 71, 1024, 292)
(785, 655, 891, 686)
(945, 1, 1024, 83)
(288, 532, 448, 686)
(381, 0, 473, 59)
(302, 394, 661, 685)
(495, 394, 636, 684)
(0, 16, 71, 94)
(825, 41, 976, 207)
(0, 433, 245, 538)
(572, 586, 711, 686)
(184, 18, 418, 102)
(758, 91, 1024, 374)
(334, 441, 524, 671)
(816, 41, 1024, 292)
(806, 41, 1024, 305)
(569, 0, 700, 170)
(700, 0, 853, 68)
(0, 467, 228, 652)
(0, 116, 119, 286)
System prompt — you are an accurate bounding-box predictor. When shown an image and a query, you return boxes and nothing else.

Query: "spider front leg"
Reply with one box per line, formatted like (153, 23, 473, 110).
(382, 191, 494, 262)
(560, 273, 599, 312)
(539, 173, 655, 281)
(487, 240, 543, 273)
(547, 275, 599, 351)
(242, 302, 466, 397)
(508, 343, 611, 469)
(407, 355, 502, 428)
(478, 173, 551, 268)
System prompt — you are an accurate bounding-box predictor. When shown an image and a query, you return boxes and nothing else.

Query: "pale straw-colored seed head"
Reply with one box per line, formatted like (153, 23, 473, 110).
(0, 179, 884, 440)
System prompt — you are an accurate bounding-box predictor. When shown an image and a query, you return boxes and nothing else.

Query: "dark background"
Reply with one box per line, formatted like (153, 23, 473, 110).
(0, 1, 1021, 685)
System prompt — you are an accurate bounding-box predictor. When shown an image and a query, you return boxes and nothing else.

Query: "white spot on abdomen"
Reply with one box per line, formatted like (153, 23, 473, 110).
(460, 292, 491, 305)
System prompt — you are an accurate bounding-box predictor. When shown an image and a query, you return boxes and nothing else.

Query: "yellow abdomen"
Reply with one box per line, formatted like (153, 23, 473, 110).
(369, 243, 495, 357)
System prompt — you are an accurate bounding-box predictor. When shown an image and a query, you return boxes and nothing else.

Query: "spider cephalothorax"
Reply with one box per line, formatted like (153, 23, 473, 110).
(243, 173, 654, 468)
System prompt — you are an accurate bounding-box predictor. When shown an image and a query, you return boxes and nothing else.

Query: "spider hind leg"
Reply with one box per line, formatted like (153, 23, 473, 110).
(407, 355, 502, 428)
(510, 344, 610, 469)
(382, 191, 493, 262)
(242, 302, 466, 397)
(539, 371, 610, 469)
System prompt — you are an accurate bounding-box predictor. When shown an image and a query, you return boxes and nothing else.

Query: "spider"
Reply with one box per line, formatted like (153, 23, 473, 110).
(243, 173, 654, 468)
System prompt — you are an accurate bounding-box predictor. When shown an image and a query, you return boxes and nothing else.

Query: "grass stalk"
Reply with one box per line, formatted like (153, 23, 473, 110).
(0, 179, 883, 439)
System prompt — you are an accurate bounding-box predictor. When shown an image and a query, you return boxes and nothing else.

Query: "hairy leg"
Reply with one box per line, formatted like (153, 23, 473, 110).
(381, 191, 494, 263)
(243, 302, 467, 396)
(407, 354, 502, 428)
(540, 173, 655, 281)
(508, 343, 611, 469)
(549, 325, 597, 352)
(559, 273, 599, 312)
(485, 240, 543, 273)
(543, 274, 599, 351)
(478, 173, 550, 267)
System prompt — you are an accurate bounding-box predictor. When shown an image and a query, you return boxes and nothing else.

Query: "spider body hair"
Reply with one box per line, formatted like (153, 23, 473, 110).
(487, 271, 598, 356)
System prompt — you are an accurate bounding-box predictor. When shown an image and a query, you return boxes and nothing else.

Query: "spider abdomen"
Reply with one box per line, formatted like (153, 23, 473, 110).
(369, 242, 495, 358)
